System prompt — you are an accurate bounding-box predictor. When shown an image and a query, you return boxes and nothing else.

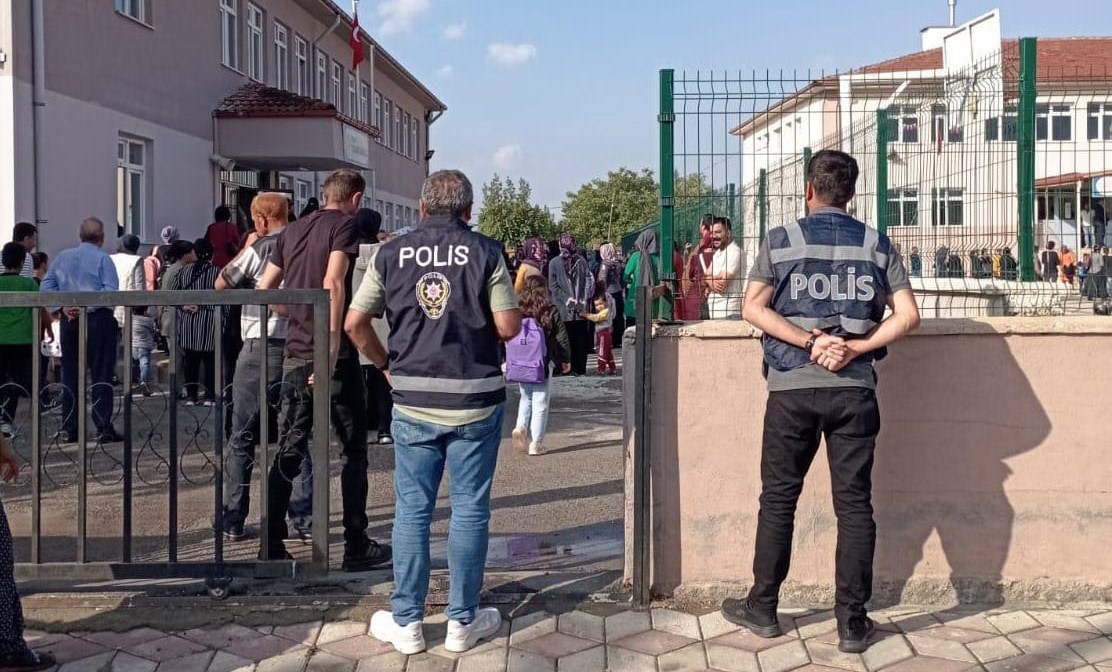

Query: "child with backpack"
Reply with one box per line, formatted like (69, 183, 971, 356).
(580, 282, 617, 374)
(507, 276, 571, 456)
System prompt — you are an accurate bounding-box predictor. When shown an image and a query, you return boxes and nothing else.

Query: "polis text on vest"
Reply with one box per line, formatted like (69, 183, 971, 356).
(789, 271, 875, 301)
(398, 245, 470, 269)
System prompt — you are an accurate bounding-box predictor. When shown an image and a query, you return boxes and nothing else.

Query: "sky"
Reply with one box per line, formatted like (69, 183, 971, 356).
(353, 0, 1100, 218)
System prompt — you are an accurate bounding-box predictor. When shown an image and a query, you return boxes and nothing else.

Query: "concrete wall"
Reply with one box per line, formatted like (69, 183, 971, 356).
(639, 318, 1112, 606)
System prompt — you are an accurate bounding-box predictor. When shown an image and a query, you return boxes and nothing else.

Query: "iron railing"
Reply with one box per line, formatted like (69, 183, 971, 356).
(0, 289, 330, 596)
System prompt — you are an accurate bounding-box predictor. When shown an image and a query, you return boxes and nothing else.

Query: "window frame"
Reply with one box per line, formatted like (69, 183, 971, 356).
(348, 72, 358, 118)
(411, 116, 420, 160)
(886, 188, 920, 227)
(1036, 103, 1072, 142)
(117, 136, 148, 239)
(402, 112, 410, 158)
(373, 92, 383, 140)
(359, 82, 370, 124)
(394, 106, 402, 155)
(931, 187, 965, 227)
(115, 0, 151, 25)
(294, 36, 309, 96)
(220, 0, 240, 71)
(984, 104, 1018, 142)
(930, 103, 964, 144)
(331, 61, 343, 109)
(1088, 102, 1112, 141)
(315, 52, 328, 101)
(246, 3, 265, 83)
(273, 22, 290, 90)
(887, 104, 920, 144)
(383, 98, 393, 149)
(295, 179, 312, 217)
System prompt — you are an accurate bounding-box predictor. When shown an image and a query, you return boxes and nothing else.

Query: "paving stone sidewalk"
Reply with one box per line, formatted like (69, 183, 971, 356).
(26, 605, 1112, 672)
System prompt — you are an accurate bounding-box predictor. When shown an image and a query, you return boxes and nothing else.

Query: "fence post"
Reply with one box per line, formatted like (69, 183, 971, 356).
(631, 287, 652, 610)
(1017, 37, 1038, 282)
(758, 169, 768, 244)
(802, 146, 812, 215)
(727, 182, 736, 226)
(659, 69, 675, 320)
(876, 109, 889, 234)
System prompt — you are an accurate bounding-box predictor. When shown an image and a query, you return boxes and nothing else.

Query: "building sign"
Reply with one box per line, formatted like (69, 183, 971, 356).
(342, 124, 370, 169)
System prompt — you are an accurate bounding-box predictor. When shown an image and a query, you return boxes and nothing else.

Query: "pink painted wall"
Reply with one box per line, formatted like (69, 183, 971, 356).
(646, 318, 1112, 604)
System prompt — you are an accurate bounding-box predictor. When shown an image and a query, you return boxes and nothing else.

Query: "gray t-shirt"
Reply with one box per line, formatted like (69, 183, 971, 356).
(748, 226, 911, 392)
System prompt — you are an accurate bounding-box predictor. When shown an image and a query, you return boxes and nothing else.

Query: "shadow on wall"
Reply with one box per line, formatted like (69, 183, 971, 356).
(872, 332, 1051, 608)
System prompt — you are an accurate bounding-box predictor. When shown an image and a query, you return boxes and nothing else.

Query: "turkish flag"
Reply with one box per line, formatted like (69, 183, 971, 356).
(351, 10, 364, 70)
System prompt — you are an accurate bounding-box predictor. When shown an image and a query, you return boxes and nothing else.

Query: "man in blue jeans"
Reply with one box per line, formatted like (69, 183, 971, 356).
(346, 169, 522, 655)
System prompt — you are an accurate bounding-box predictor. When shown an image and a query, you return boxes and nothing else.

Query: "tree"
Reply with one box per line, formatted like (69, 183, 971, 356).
(476, 175, 556, 246)
(560, 168, 658, 246)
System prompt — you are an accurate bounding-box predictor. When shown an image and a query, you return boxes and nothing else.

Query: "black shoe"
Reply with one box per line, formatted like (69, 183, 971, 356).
(224, 525, 248, 542)
(342, 540, 392, 572)
(838, 617, 876, 654)
(721, 598, 782, 638)
(55, 431, 77, 444)
(97, 430, 123, 443)
(258, 547, 293, 561)
(378, 433, 394, 445)
(0, 649, 57, 672)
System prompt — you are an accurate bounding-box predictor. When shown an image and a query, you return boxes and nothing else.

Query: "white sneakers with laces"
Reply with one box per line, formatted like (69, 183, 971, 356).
(369, 607, 502, 655)
(370, 611, 426, 655)
(528, 442, 545, 456)
(445, 607, 503, 653)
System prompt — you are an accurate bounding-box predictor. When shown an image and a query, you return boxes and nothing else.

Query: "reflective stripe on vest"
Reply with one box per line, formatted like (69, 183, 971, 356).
(390, 374, 506, 395)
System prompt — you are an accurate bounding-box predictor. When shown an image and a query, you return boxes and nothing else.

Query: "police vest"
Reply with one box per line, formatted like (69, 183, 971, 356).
(374, 216, 506, 410)
(763, 211, 892, 373)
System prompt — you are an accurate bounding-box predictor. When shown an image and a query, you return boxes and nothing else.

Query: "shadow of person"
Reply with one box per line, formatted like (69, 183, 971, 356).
(871, 324, 1051, 611)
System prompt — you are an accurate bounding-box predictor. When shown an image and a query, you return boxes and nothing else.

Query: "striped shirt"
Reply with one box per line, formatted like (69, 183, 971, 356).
(166, 261, 219, 352)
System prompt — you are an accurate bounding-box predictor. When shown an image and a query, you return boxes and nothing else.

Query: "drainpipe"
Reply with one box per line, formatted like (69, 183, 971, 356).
(311, 9, 342, 100)
(425, 110, 444, 176)
(30, 0, 46, 233)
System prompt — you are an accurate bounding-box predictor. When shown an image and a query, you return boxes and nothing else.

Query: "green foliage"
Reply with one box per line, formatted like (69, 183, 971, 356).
(560, 168, 658, 247)
(476, 175, 556, 245)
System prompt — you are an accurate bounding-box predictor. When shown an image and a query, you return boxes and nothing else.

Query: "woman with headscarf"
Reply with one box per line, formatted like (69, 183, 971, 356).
(167, 239, 220, 405)
(298, 197, 320, 220)
(548, 233, 593, 375)
(515, 237, 548, 294)
(622, 229, 669, 326)
(596, 243, 625, 337)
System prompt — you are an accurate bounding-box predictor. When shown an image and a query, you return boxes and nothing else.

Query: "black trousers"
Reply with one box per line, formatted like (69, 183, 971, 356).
(266, 357, 369, 555)
(362, 364, 394, 436)
(60, 311, 118, 436)
(0, 345, 32, 426)
(565, 319, 591, 376)
(181, 349, 216, 401)
(748, 387, 881, 623)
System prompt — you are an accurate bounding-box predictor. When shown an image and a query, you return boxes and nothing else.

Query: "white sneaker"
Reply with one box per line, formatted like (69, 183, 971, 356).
(369, 610, 426, 655)
(528, 442, 545, 456)
(512, 427, 528, 453)
(445, 607, 502, 653)
(0, 423, 13, 439)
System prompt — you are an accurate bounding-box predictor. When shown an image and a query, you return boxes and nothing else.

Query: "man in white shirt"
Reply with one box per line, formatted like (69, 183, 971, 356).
(110, 235, 145, 327)
(705, 217, 745, 319)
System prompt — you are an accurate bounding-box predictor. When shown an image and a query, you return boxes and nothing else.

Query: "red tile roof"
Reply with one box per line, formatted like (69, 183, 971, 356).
(214, 83, 380, 138)
(855, 37, 1112, 80)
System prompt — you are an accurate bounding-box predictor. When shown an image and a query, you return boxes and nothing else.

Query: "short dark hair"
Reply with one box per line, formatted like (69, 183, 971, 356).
(1047, 240, 1056, 249)
(12, 222, 36, 243)
(32, 252, 48, 269)
(194, 237, 214, 261)
(2, 242, 27, 271)
(807, 150, 859, 207)
(322, 170, 367, 205)
(134, 305, 148, 316)
(214, 205, 232, 222)
(712, 216, 732, 231)
(700, 213, 714, 229)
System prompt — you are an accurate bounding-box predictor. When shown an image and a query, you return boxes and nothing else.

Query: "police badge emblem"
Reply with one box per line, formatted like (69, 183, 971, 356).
(416, 272, 451, 319)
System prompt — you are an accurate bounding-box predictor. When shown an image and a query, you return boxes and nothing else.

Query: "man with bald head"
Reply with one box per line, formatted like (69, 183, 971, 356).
(41, 218, 121, 443)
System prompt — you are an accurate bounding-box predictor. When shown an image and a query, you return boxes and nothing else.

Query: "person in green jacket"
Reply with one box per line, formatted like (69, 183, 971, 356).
(622, 229, 669, 325)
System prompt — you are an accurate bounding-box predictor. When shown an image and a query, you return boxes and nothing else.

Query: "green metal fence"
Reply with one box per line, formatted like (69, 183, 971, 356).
(653, 37, 1112, 320)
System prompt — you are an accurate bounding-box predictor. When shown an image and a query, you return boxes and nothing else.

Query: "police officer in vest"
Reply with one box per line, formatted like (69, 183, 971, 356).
(721, 150, 920, 653)
(345, 170, 522, 656)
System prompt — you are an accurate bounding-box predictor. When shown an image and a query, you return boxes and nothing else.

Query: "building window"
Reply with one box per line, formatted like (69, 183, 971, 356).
(295, 179, 312, 217)
(331, 62, 343, 109)
(984, 105, 1018, 142)
(358, 82, 369, 124)
(1088, 103, 1112, 141)
(316, 53, 328, 101)
(220, 0, 239, 70)
(277, 175, 291, 192)
(373, 92, 382, 138)
(384, 203, 394, 231)
(383, 99, 393, 148)
(348, 72, 357, 117)
(931, 188, 964, 227)
(375, 200, 384, 216)
(1037, 104, 1072, 142)
(115, 0, 150, 24)
(411, 117, 419, 160)
(395, 107, 402, 154)
(887, 105, 919, 143)
(887, 188, 919, 227)
(117, 137, 147, 238)
(294, 37, 309, 96)
(246, 4, 264, 82)
(273, 22, 289, 90)
(930, 104, 964, 143)
(402, 113, 410, 158)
